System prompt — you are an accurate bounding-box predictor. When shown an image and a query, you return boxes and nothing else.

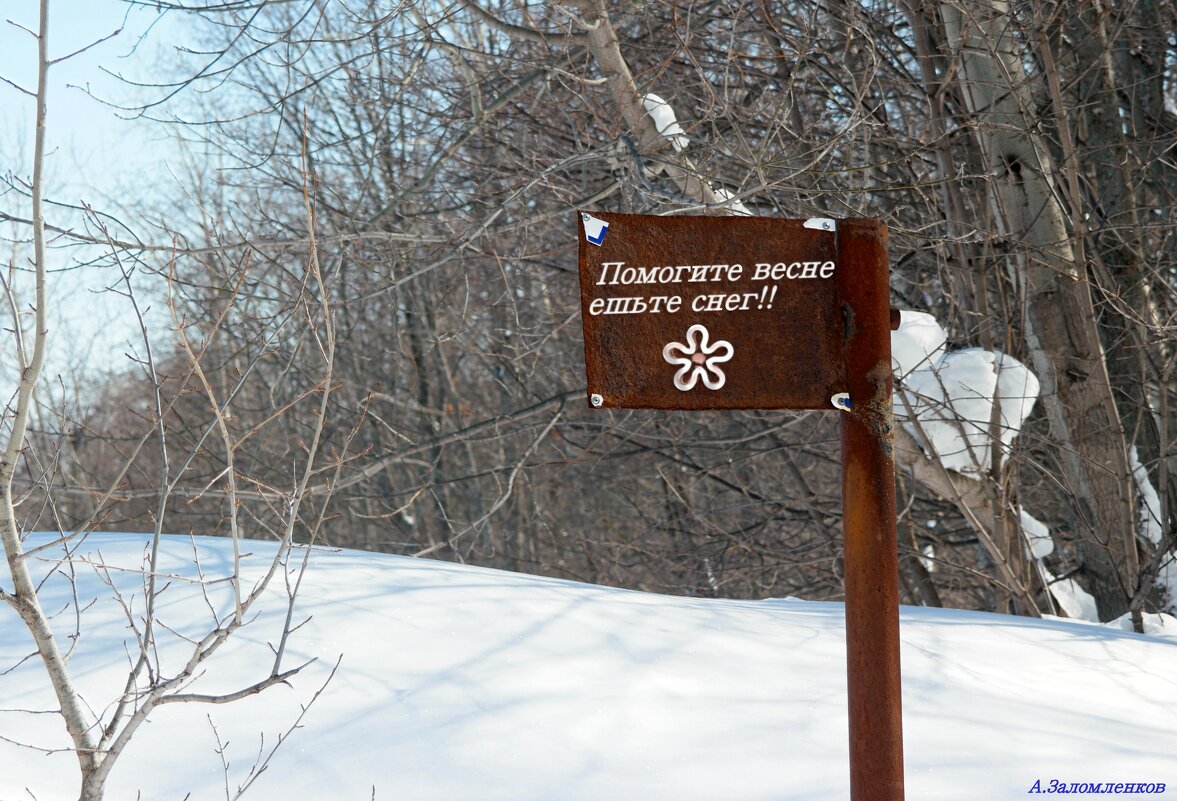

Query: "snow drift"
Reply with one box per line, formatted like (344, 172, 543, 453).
(2, 534, 1175, 800)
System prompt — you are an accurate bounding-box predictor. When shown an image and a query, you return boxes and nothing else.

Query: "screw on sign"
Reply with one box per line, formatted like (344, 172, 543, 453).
(577, 211, 904, 801)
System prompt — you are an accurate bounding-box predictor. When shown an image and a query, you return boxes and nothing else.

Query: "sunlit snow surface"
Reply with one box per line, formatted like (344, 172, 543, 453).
(2, 534, 1176, 800)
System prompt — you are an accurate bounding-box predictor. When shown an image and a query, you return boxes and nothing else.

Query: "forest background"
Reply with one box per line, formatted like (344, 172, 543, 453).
(4, 0, 1176, 628)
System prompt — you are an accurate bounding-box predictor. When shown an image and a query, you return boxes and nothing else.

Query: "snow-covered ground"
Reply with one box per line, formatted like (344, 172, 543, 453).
(2, 533, 1176, 800)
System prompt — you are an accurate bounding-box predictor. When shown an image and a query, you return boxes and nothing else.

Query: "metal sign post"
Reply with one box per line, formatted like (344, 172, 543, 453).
(577, 212, 904, 801)
(835, 221, 904, 801)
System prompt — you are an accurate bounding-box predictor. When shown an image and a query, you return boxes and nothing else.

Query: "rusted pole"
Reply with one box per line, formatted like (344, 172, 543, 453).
(835, 220, 904, 801)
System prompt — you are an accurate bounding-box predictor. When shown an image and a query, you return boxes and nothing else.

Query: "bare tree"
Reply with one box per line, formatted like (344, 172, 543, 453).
(0, 7, 347, 798)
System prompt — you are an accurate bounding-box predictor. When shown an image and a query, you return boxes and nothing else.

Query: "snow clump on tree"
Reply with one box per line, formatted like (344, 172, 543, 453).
(641, 93, 688, 152)
(891, 312, 1039, 475)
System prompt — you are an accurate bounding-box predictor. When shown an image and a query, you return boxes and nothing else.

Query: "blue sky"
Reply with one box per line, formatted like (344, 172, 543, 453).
(0, 1, 177, 204)
(1, 1, 185, 386)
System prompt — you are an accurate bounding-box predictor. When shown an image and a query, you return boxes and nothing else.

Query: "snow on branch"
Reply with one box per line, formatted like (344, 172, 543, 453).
(889, 312, 1177, 627)
(890, 311, 1098, 620)
(892, 313, 1038, 475)
(890, 310, 945, 380)
(712, 187, 751, 216)
(1130, 446, 1177, 613)
(641, 93, 688, 152)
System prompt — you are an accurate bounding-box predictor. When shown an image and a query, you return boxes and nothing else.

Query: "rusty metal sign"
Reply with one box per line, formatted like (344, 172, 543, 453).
(577, 211, 905, 801)
(577, 211, 850, 410)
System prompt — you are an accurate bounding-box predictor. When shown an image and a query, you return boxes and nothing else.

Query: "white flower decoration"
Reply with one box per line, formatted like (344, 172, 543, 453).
(662, 324, 734, 391)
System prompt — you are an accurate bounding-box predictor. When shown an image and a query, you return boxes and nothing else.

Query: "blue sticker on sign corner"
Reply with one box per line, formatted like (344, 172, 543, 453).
(583, 213, 609, 246)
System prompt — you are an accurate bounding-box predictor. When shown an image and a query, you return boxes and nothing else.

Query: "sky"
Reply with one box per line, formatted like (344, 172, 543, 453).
(1, 0, 186, 387)
(2, 531, 1176, 800)
(0, 1, 169, 199)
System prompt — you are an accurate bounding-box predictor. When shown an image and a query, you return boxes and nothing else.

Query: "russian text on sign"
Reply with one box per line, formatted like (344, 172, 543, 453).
(576, 211, 858, 410)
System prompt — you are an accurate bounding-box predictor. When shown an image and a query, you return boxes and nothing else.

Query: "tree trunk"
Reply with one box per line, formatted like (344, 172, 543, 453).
(940, 0, 1138, 620)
